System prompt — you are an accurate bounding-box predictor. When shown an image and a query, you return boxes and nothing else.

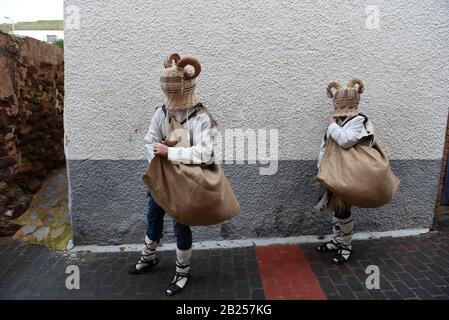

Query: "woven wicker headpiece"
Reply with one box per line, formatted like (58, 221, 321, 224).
(327, 78, 364, 118)
(160, 53, 201, 110)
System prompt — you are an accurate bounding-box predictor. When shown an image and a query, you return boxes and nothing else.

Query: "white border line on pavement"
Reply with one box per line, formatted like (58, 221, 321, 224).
(69, 228, 430, 253)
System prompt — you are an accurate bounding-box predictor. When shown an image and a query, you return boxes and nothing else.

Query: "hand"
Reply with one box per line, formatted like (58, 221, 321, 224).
(153, 143, 168, 157)
(328, 116, 336, 125)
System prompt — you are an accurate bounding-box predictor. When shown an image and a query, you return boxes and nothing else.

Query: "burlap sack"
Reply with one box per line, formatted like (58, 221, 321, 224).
(142, 117, 240, 226)
(315, 137, 400, 208)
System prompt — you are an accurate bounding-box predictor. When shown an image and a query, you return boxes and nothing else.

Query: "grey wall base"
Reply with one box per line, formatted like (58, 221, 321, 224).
(67, 160, 440, 245)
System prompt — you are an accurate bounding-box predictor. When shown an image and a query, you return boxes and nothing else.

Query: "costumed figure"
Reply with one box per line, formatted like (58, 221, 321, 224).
(315, 78, 400, 265)
(129, 53, 240, 296)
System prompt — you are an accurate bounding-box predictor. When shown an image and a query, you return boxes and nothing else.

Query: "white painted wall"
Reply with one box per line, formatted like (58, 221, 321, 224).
(13, 30, 64, 42)
(64, 0, 449, 162)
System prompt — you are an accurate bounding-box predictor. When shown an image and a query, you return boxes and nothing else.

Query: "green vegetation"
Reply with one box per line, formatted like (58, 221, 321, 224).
(53, 39, 64, 49)
(0, 20, 63, 33)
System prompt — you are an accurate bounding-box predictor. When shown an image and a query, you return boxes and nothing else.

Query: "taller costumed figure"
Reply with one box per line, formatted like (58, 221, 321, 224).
(129, 53, 240, 296)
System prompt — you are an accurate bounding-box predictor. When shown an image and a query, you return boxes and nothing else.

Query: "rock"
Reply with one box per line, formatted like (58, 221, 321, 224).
(0, 109, 10, 128)
(51, 129, 63, 139)
(3, 209, 13, 217)
(31, 138, 44, 148)
(0, 126, 12, 135)
(46, 116, 59, 128)
(0, 56, 15, 97)
(30, 211, 38, 220)
(31, 161, 44, 170)
(26, 65, 38, 77)
(5, 192, 16, 203)
(27, 113, 41, 124)
(0, 156, 16, 168)
(5, 40, 19, 54)
(25, 179, 42, 193)
(0, 182, 8, 192)
(20, 145, 34, 154)
(32, 122, 49, 132)
(42, 139, 53, 149)
(11, 200, 30, 218)
(0, 148, 8, 157)
(66, 239, 74, 250)
(29, 96, 38, 104)
(36, 169, 48, 180)
(16, 111, 27, 123)
(0, 194, 8, 207)
(23, 224, 37, 235)
(0, 222, 20, 237)
(18, 194, 32, 203)
(29, 104, 43, 112)
(50, 226, 64, 238)
(0, 167, 12, 181)
(33, 227, 49, 241)
(14, 162, 33, 173)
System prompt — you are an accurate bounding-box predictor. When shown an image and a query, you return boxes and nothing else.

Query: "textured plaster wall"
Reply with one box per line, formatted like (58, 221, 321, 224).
(64, 0, 449, 245)
(68, 160, 439, 245)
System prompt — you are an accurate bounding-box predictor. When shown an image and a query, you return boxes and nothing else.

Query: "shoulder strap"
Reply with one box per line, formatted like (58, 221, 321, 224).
(180, 103, 205, 125)
(341, 113, 368, 127)
(160, 105, 171, 124)
(358, 113, 368, 123)
(343, 113, 375, 145)
(161, 104, 205, 124)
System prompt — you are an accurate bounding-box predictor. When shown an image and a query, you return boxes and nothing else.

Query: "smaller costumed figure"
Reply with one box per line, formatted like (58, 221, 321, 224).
(130, 53, 240, 296)
(315, 78, 399, 265)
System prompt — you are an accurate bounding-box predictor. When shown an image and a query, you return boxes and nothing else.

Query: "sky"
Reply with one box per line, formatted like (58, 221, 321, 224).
(0, 0, 63, 23)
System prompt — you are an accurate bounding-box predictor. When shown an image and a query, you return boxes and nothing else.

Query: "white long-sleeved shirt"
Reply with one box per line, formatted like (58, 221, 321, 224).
(317, 115, 373, 168)
(144, 106, 217, 165)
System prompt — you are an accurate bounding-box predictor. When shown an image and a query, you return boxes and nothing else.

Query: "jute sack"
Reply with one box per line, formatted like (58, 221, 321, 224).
(315, 137, 400, 208)
(142, 117, 240, 226)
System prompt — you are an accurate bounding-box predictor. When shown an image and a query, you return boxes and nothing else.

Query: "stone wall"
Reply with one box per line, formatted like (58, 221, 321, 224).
(0, 32, 64, 226)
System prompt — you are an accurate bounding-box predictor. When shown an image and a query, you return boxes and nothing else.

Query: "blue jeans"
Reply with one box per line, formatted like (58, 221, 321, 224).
(146, 196, 192, 250)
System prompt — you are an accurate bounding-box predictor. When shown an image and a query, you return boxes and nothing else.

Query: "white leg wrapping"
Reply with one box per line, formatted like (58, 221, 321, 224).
(334, 217, 353, 261)
(173, 248, 192, 288)
(323, 217, 341, 251)
(135, 235, 159, 271)
(336, 217, 353, 247)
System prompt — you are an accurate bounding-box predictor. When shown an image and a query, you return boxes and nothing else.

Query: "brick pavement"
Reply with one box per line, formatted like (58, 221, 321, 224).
(303, 215, 449, 300)
(256, 244, 326, 300)
(0, 240, 265, 300)
(0, 215, 448, 300)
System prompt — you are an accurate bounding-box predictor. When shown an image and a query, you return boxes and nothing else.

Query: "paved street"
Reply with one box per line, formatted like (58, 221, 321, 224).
(1, 215, 448, 300)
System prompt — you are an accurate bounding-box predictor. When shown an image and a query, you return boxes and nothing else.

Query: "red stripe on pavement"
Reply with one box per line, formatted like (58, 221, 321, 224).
(256, 244, 327, 300)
